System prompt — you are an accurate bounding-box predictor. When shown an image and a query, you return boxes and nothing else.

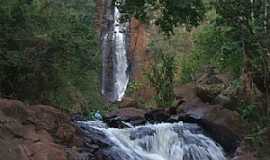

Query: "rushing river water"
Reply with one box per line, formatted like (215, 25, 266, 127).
(78, 121, 227, 160)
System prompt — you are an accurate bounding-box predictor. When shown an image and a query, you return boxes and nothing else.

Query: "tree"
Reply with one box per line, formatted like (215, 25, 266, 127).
(216, 0, 270, 113)
(120, 0, 206, 35)
(0, 0, 104, 114)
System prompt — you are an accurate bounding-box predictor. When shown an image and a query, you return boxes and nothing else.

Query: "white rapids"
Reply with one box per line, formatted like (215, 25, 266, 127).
(78, 121, 227, 160)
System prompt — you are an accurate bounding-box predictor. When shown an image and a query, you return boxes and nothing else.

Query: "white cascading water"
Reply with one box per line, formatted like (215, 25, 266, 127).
(113, 6, 129, 101)
(78, 121, 227, 160)
(101, 3, 129, 102)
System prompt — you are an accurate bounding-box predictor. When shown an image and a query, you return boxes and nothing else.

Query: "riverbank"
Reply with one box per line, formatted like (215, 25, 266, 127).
(0, 95, 266, 160)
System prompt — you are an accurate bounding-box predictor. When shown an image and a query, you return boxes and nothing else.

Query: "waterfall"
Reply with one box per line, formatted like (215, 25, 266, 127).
(101, 0, 129, 102)
(78, 121, 228, 160)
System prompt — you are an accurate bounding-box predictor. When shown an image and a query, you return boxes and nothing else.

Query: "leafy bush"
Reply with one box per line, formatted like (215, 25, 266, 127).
(238, 102, 270, 148)
(239, 104, 259, 123)
(179, 50, 202, 83)
(147, 53, 176, 108)
(126, 80, 143, 96)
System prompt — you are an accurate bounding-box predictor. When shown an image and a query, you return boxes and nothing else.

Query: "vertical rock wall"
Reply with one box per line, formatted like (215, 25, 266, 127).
(128, 18, 154, 100)
(99, 0, 115, 101)
(95, 0, 105, 33)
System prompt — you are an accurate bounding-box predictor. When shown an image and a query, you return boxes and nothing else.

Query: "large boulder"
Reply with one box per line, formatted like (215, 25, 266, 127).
(196, 83, 226, 103)
(26, 105, 69, 131)
(77, 122, 113, 148)
(25, 105, 80, 145)
(119, 97, 139, 108)
(0, 99, 82, 160)
(143, 100, 246, 153)
(174, 84, 200, 105)
(177, 101, 246, 153)
(0, 99, 28, 121)
(20, 141, 67, 160)
(104, 107, 146, 128)
(195, 67, 232, 103)
(145, 108, 170, 122)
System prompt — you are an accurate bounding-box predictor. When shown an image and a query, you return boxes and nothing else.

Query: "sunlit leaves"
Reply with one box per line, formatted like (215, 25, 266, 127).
(121, 0, 206, 35)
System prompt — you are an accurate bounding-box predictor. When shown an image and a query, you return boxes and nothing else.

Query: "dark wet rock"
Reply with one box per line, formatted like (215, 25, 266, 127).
(78, 123, 113, 148)
(183, 145, 213, 160)
(145, 109, 170, 122)
(95, 147, 133, 160)
(183, 123, 204, 134)
(130, 127, 156, 140)
(104, 107, 146, 128)
(71, 113, 87, 122)
(166, 106, 178, 115)
(172, 73, 245, 154)
(177, 101, 246, 153)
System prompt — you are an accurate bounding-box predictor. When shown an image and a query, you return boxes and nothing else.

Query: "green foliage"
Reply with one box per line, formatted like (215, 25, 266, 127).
(147, 53, 176, 107)
(246, 126, 264, 147)
(241, 105, 270, 129)
(239, 104, 259, 123)
(0, 0, 105, 114)
(198, 23, 243, 72)
(180, 17, 243, 83)
(126, 80, 143, 96)
(237, 102, 270, 148)
(216, 0, 270, 115)
(121, 0, 206, 35)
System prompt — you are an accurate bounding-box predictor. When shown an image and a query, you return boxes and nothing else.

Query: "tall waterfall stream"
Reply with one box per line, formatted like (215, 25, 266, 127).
(78, 121, 228, 160)
(101, 2, 129, 102)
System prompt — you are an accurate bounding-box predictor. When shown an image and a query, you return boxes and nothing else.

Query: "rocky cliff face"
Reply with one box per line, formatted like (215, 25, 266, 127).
(95, 0, 105, 33)
(0, 99, 83, 160)
(128, 18, 155, 100)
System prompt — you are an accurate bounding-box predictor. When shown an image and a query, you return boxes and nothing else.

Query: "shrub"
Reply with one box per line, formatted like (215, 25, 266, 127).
(147, 53, 176, 108)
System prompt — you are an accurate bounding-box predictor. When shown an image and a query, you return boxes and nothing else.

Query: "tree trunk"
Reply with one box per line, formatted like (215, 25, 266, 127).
(242, 42, 254, 101)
